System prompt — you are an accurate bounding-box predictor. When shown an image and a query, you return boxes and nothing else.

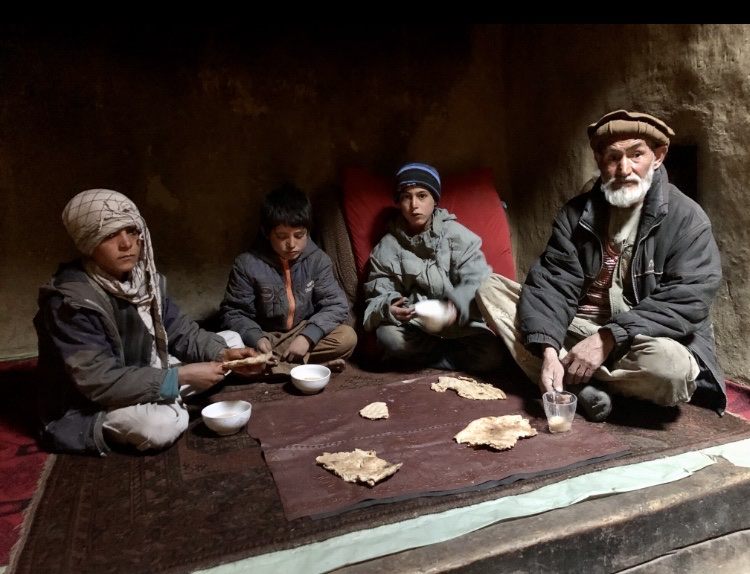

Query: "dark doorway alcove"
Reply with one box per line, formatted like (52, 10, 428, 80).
(664, 144, 698, 201)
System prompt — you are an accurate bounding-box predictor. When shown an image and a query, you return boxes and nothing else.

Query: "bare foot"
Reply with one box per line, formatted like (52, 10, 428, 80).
(323, 359, 347, 373)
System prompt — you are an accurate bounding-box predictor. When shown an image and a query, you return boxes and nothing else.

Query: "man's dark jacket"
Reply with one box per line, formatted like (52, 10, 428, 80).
(519, 165, 725, 413)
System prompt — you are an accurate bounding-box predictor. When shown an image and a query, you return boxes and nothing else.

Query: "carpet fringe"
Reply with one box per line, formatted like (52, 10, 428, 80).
(5, 454, 56, 574)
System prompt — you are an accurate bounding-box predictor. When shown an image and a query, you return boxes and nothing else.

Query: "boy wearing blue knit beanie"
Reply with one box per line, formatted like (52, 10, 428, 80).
(363, 162, 507, 373)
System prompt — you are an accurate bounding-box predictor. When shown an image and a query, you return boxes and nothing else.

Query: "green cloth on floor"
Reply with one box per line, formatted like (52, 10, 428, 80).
(196, 437, 750, 574)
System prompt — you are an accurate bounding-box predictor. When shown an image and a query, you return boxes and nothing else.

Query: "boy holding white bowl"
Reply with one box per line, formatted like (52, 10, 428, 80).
(362, 163, 506, 374)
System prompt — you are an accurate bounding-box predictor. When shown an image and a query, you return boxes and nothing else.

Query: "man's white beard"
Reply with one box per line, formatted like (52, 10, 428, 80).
(601, 160, 655, 208)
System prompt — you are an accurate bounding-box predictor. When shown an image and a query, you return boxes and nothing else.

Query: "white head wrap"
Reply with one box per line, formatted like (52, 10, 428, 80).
(62, 189, 146, 256)
(62, 189, 168, 367)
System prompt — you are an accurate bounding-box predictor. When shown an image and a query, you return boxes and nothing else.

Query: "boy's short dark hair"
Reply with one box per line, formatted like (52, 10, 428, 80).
(260, 183, 313, 233)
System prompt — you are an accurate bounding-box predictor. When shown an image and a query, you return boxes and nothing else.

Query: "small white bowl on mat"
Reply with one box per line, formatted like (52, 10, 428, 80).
(201, 400, 252, 436)
(290, 364, 331, 395)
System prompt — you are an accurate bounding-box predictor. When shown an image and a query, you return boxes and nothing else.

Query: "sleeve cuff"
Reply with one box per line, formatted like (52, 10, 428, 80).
(160, 368, 180, 400)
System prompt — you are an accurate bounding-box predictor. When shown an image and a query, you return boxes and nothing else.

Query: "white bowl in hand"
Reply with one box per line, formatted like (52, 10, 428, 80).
(414, 299, 455, 333)
(201, 400, 252, 436)
(290, 364, 331, 395)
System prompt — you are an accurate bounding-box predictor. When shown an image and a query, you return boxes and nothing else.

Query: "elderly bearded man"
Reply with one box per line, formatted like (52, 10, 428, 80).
(476, 109, 725, 422)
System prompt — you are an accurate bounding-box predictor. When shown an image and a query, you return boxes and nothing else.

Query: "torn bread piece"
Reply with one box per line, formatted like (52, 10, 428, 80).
(455, 415, 537, 451)
(316, 448, 403, 487)
(431, 375, 507, 400)
(222, 351, 273, 368)
(359, 401, 389, 420)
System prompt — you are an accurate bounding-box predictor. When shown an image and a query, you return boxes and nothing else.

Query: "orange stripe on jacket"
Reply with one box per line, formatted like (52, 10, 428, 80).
(282, 259, 295, 331)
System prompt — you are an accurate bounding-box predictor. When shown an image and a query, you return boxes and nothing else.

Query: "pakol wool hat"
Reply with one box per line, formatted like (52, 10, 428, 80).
(587, 109, 675, 150)
(394, 162, 442, 203)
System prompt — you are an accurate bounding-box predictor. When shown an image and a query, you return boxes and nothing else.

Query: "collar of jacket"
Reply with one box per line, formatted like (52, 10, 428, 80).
(41, 258, 168, 315)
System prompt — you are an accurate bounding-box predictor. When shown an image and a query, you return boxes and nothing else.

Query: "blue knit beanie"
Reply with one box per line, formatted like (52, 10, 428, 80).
(394, 162, 442, 204)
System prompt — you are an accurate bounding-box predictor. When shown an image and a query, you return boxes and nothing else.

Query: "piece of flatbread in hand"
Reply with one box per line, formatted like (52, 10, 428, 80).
(359, 401, 389, 420)
(222, 351, 273, 369)
(455, 415, 537, 451)
(316, 448, 403, 487)
(431, 375, 507, 400)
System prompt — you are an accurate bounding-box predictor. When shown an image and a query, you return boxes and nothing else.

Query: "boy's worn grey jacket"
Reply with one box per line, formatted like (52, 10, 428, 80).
(519, 165, 726, 412)
(363, 207, 493, 337)
(219, 238, 349, 347)
(34, 260, 228, 456)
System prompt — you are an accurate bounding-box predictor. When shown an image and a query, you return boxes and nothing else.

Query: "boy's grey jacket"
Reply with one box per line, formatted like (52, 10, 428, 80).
(34, 260, 228, 455)
(363, 207, 493, 337)
(519, 165, 726, 412)
(219, 238, 349, 347)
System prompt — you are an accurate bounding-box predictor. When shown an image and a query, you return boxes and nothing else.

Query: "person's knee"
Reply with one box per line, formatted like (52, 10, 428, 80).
(629, 336, 697, 384)
(136, 410, 188, 450)
(337, 325, 358, 355)
(104, 403, 188, 451)
(138, 422, 183, 450)
(610, 336, 698, 406)
(376, 324, 439, 360)
(375, 325, 406, 355)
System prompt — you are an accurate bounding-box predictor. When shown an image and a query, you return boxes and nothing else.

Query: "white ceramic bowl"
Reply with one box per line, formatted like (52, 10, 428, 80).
(414, 299, 454, 333)
(290, 364, 331, 395)
(201, 400, 252, 436)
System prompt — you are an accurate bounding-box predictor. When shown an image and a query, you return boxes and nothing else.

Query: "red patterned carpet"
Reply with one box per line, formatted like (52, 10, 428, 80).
(0, 360, 46, 567)
(726, 379, 750, 421)
(0, 423, 45, 566)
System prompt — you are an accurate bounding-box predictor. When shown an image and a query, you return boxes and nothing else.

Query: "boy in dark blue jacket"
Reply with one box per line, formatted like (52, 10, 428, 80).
(220, 184, 357, 374)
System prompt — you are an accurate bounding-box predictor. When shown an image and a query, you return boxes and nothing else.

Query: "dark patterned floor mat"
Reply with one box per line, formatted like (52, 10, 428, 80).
(9, 365, 750, 574)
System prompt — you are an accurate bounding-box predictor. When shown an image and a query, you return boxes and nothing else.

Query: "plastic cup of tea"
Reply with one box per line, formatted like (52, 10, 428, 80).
(542, 391, 577, 433)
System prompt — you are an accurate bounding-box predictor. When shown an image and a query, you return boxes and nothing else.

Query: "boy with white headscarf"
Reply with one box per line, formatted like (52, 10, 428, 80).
(34, 189, 268, 456)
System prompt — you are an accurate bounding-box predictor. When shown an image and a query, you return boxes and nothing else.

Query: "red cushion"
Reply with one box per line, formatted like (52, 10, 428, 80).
(342, 166, 515, 285)
(342, 167, 396, 285)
